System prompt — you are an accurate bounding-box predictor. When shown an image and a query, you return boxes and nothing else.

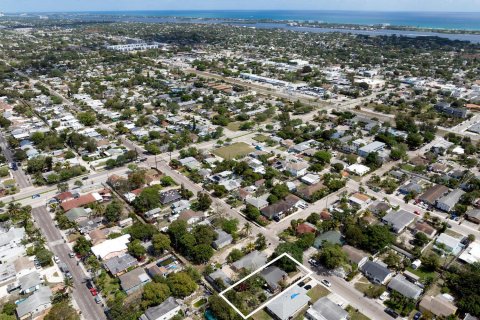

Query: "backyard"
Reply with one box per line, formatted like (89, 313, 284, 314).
(213, 142, 255, 160)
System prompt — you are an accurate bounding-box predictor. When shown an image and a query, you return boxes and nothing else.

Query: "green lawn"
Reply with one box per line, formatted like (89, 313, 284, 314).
(193, 298, 207, 308)
(251, 310, 273, 320)
(346, 306, 370, 320)
(253, 134, 269, 142)
(227, 122, 243, 131)
(213, 142, 254, 160)
(307, 284, 330, 302)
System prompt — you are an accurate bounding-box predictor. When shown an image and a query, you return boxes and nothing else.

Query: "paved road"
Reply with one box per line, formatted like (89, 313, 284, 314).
(32, 206, 107, 320)
(304, 258, 390, 320)
(0, 133, 32, 189)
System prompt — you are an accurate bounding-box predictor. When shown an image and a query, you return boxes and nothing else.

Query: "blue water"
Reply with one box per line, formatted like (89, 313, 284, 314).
(68, 10, 480, 30)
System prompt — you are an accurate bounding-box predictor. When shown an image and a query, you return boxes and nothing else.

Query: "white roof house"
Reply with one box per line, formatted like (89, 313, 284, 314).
(435, 233, 464, 255)
(459, 242, 480, 264)
(91, 234, 131, 260)
(347, 164, 370, 176)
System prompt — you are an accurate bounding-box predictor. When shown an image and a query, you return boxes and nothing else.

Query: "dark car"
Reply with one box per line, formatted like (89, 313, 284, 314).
(413, 312, 422, 320)
(11, 163, 18, 171)
(384, 308, 399, 319)
(82, 176, 89, 180)
(86, 279, 94, 290)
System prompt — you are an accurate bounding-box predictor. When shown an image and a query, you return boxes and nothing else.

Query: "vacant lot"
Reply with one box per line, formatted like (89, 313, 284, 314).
(307, 284, 330, 302)
(214, 142, 254, 160)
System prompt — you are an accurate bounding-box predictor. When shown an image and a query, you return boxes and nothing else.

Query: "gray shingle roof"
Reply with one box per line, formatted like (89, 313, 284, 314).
(306, 296, 348, 320)
(104, 254, 138, 275)
(140, 297, 180, 320)
(387, 274, 423, 299)
(16, 286, 52, 318)
(232, 250, 268, 271)
(267, 286, 310, 320)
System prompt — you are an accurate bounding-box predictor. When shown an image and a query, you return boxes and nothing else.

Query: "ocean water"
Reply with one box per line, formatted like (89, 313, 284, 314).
(73, 10, 480, 31)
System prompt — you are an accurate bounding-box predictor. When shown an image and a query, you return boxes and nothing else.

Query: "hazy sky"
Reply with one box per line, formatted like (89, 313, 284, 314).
(2, 0, 480, 13)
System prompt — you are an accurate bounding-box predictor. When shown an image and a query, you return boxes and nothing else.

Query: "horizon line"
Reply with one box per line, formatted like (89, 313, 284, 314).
(3, 9, 480, 14)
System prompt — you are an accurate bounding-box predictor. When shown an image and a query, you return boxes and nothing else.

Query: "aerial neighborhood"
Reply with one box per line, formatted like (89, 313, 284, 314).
(0, 9, 479, 320)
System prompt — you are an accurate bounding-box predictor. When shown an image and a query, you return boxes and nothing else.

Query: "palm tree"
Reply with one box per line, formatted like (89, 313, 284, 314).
(63, 277, 75, 294)
(243, 222, 252, 236)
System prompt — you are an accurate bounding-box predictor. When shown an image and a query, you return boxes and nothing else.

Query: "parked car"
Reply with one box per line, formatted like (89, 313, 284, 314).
(53, 256, 60, 264)
(94, 296, 101, 304)
(384, 308, 399, 319)
(321, 279, 331, 287)
(31, 194, 40, 199)
(68, 252, 75, 258)
(90, 288, 98, 296)
(413, 311, 422, 320)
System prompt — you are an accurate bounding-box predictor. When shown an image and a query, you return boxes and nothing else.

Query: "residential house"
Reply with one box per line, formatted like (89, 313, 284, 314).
(160, 190, 182, 205)
(341, 245, 369, 267)
(305, 296, 348, 320)
(296, 222, 317, 235)
(419, 294, 458, 318)
(212, 229, 233, 250)
(139, 297, 181, 320)
(119, 267, 151, 295)
(387, 274, 423, 300)
(399, 182, 422, 195)
(53, 191, 73, 203)
(245, 197, 269, 209)
(261, 195, 301, 220)
(349, 193, 371, 207)
(60, 192, 102, 211)
(104, 254, 138, 276)
(301, 174, 321, 185)
(414, 222, 437, 238)
(266, 286, 310, 320)
(296, 183, 325, 202)
(178, 210, 204, 225)
(91, 234, 131, 260)
(435, 233, 464, 255)
(368, 201, 391, 215)
(313, 231, 343, 249)
(232, 250, 268, 272)
(16, 286, 52, 320)
(459, 242, 480, 265)
(357, 141, 386, 158)
(382, 210, 416, 233)
(65, 207, 90, 223)
(206, 269, 232, 292)
(419, 184, 449, 206)
(260, 266, 287, 294)
(144, 207, 162, 222)
(19, 271, 42, 294)
(285, 161, 309, 178)
(346, 164, 370, 176)
(436, 189, 465, 212)
(466, 209, 480, 224)
(360, 261, 393, 284)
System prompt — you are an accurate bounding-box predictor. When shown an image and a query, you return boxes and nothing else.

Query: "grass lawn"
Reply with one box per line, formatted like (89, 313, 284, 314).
(253, 134, 269, 142)
(193, 298, 207, 308)
(406, 267, 436, 282)
(346, 306, 370, 320)
(307, 284, 330, 302)
(227, 122, 243, 131)
(354, 277, 372, 294)
(251, 310, 273, 320)
(213, 142, 254, 160)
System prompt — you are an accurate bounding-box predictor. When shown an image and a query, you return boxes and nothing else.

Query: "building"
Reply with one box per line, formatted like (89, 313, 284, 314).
(119, 267, 151, 295)
(285, 161, 309, 177)
(301, 173, 321, 185)
(459, 242, 480, 264)
(91, 234, 131, 260)
(368, 201, 391, 215)
(414, 221, 437, 238)
(60, 192, 102, 211)
(435, 233, 464, 255)
(419, 294, 458, 318)
(341, 245, 369, 267)
(177, 210, 204, 225)
(387, 274, 423, 300)
(206, 269, 232, 292)
(261, 195, 301, 220)
(360, 261, 393, 284)
(160, 190, 182, 205)
(436, 189, 465, 212)
(260, 266, 287, 293)
(296, 222, 317, 235)
(16, 286, 52, 320)
(466, 209, 480, 224)
(139, 297, 181, 320)
(435, 102, 468, 118)
(266, 285, 310, 320)
(246, 197, 269, 209)
(419, 184, 449, 206)
(65, 207, 90, 223)
(305, 296, 348, 320)
(104, 254, 138, 276)
(357, 141, 386, 158)
(382, 210, 416, 233)
(346, 164, 370, 176)
(19, 271, 42, 294)
(212, 229, 233, 249)
(314, 231, 343, 249)
(232, 250, 268, 272)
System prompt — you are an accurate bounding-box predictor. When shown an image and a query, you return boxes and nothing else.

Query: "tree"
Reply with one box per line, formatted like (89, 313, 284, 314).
(213, 184, 228, 198)
(152, 233, 170, 256)
(384, 251, 401, 269)
(314, 151, 332, 165)
(244, 204, 260, 221)
(133, 186, 161, 212)
(406, 132, 423, 149)
(221, 218, 238, 235)
(271, 243, 303, 272)
(168, 220, 188, 247)
(160, 176, 175, 187)
(318, 243, 347, 269)
(57, 182, 69, 193)
(191, 244, 214, 264)
(77, 111, 96, 126)
(193, 225, 217, 245)
(166, 272, 197, 298)
(195, 192, 212, 211)
(255, 234, 267, 251)
(209, 294, 241, 320)
(73, 236, 91, 257)
(128, 239, 147, 259)
(104, 200, 122, 223)
(421, 252, 440, 271)
(295, 233, 316, 250)
(35, 248, 53, 267)
(142, 282, 171, 308)
(413, 232, 429, 247)
(44, 300, 79, 320)
(227, 249, 244, 263)
(2, 302, 16, 316)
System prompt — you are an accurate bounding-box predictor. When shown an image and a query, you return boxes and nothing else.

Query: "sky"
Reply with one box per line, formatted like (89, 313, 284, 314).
(1, 0, 480, 13)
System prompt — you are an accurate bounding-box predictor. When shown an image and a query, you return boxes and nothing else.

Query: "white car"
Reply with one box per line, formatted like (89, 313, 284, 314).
(53, 256, 60, 263)
(321, 279, 331, 287)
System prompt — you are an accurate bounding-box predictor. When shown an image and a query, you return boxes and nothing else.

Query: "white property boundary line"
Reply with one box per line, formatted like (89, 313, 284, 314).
(219, 252, 313, 319)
